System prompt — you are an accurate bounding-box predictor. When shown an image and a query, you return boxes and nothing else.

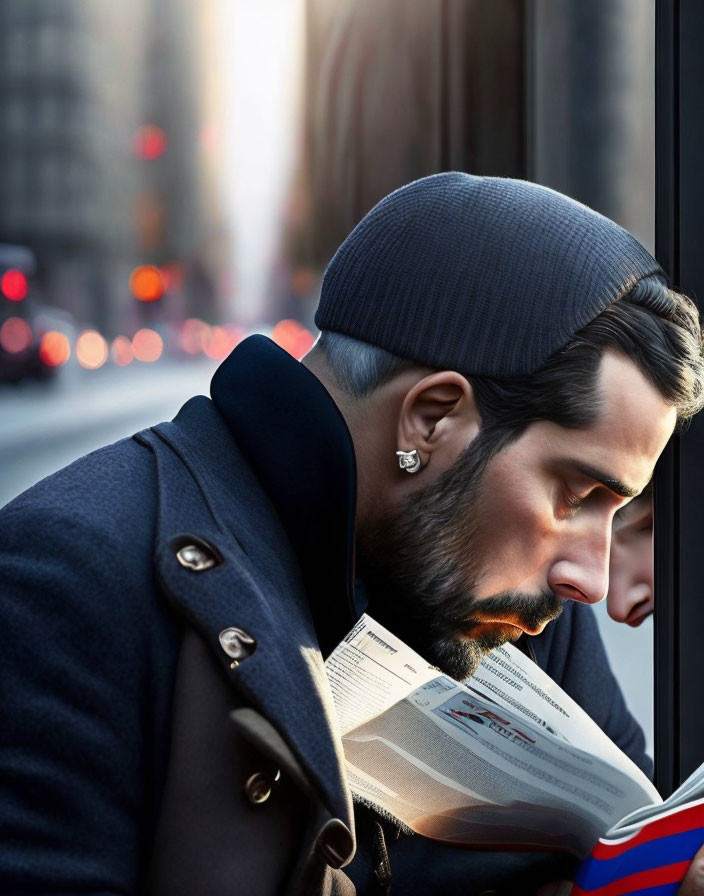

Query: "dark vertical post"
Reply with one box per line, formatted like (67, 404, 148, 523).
(655, 0, 704, 793)
(528, 0, 655, 249)
(653, 0, 680, 798)
(672, 0, 704, 784)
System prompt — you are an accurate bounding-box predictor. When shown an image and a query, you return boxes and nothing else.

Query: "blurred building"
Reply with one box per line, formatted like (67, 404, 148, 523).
(297, 0, 525, 267)
(138, 0, 226, 328)
(281, 0, 526, 323)
(529, 0, 655, 253)
(0, 0, 227, 338)
(0, 0, 655, 338)
(283, 0, 653, 324)
(0, 2, 144, 335)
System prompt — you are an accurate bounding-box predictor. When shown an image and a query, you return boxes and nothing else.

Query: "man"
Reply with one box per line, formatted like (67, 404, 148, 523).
(1, 173, 703, 895)
(607, 483, 654, 626)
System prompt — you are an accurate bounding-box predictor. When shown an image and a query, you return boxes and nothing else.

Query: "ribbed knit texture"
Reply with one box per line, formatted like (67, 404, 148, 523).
(315, 173, 663, 377)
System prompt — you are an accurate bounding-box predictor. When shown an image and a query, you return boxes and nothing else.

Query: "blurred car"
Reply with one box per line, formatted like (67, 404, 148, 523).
(0, 244, 65, 384)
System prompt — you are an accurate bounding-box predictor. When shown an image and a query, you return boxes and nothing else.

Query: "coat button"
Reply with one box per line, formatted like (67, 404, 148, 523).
(315, 818, 354, 869)
(219, 627, 257, 666)
(175, 542, 218, 571)
(244, 772, 273, 804)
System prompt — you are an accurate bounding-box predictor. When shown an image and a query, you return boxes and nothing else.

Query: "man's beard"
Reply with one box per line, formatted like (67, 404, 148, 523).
(356, 431, 563, 681)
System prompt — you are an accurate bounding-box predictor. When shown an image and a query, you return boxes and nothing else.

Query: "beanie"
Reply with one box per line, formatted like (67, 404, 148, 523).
(314, 173, 663, 377)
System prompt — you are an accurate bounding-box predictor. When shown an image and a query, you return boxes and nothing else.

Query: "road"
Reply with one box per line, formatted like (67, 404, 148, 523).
(0, 360, 654, 754)
(0, 359, 218, 507)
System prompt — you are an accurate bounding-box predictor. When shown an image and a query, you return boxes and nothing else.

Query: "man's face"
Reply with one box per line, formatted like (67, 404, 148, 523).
(357, 352, 676, 681)
(607, 490, 654, 627)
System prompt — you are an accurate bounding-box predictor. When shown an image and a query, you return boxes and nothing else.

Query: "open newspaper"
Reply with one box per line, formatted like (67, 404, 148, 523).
(326, 614, 704, 864)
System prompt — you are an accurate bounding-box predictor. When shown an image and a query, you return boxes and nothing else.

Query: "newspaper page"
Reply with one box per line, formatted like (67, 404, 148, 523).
(471, 645, 657, 781)
(325, 614, 438, 735)
(327, 615, 661, 856)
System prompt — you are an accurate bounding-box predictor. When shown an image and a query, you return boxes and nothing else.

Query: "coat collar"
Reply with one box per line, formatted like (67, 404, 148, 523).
(210, 335, 359, 657)
(136, 394, 354, 833)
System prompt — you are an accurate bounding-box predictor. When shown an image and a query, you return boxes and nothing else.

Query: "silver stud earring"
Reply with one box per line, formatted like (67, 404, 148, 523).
(396, 449, 422, 473)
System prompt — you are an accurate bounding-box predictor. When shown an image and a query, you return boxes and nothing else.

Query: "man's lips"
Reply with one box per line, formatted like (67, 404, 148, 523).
(461, 619, 532, 638)
(456, 596, 564, 641)
(462, 616, 555, 638)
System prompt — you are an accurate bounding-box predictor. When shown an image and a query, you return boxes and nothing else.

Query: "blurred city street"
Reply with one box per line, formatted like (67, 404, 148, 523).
(0, 359, 217, 508)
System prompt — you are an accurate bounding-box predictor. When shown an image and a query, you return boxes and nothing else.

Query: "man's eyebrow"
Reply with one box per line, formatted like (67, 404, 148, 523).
(565, 461, 640, 498)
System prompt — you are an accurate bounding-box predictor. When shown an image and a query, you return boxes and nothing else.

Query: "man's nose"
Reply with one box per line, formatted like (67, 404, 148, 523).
(547, 523, 611, 605)
(607, 540, 655, 624)
(607, 582, 653, 624)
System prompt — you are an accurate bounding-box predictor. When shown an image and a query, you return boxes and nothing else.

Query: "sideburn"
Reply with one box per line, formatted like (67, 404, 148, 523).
(356, 427, 507, 659)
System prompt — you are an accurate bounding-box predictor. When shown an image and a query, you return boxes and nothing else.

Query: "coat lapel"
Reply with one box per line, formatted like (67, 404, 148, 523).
(135, 399, 354, 833)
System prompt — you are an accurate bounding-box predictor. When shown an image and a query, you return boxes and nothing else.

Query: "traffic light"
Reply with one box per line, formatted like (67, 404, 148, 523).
(1, 269, 28, 302)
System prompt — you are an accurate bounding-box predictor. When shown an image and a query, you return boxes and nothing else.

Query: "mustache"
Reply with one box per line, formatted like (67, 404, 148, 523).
(433, 589, 565, 639)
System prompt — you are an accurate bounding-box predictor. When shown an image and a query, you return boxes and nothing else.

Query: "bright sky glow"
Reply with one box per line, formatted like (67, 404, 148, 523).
(215, 0, 305, 323)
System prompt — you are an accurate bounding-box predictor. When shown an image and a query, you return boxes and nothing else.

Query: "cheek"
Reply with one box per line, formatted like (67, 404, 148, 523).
(477, 491, 553, 570)
(474, 453, 555, 576)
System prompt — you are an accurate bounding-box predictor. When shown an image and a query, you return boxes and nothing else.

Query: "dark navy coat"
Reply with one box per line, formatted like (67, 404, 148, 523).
(0, 340, 650, 895)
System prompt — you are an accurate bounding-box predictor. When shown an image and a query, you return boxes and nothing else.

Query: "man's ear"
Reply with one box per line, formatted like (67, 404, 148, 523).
(397, 371, 482, 469)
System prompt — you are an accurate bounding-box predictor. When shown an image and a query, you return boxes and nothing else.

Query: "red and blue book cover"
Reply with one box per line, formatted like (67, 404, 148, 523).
(570, 798, 704, 896)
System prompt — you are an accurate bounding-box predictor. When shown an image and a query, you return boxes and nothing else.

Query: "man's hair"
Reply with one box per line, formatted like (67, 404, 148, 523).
(317, 275, 704, 450)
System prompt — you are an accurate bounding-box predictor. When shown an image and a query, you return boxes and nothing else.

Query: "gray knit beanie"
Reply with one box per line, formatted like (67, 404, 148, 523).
(315, 172, 663, 377)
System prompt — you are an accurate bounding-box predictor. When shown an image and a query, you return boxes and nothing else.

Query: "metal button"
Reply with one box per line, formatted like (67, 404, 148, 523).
(315, 818, 354, 869)
(175, 543, 217, 572)
(219, 627, 257, 663)
(244, 772, 272, 805)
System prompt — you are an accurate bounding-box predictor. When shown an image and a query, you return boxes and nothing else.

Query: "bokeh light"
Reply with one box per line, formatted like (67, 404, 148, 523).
(129, 265, 164, 302)
(39, 331, 71, 367)
(179, 318, 211, 355)
(76, 330, 108, 370)
(271, 319, 315, 359)
(132, 328, 163, 362)
(0, 317, 32, 354)
(1, 270, 28, 302)
(111, 335, 134, 366)
(203, 324, 245, 360)
(160, 262, 185, 293)
(133, 124, 168, 160)
(178, 319, 244, 359)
